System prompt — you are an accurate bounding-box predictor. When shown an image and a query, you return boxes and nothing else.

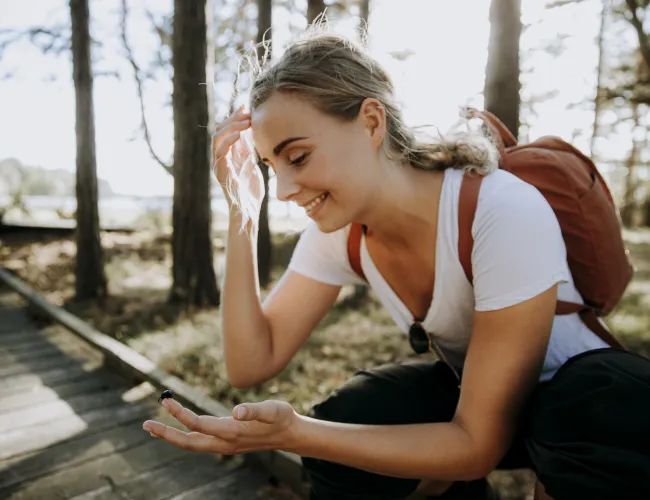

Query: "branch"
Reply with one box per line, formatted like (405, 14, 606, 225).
(120, 0, 174, 177)
(546, 0, 589, 8)
(0, 25, 70, 61)
(625, 0, 650, 73)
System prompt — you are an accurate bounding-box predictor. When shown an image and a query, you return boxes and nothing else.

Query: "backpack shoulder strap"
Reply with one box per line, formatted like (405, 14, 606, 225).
(458, 173, 484, 284)
(348, 222, 366, 281)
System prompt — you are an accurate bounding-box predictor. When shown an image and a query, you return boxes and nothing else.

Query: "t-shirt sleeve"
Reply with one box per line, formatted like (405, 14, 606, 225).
(287, 222, 367, 286)
(471, 178, 570, 311)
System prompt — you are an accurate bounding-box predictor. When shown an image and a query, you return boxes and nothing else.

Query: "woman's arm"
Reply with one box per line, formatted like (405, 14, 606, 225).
(288, 284, 557, 481)
(222, 210, 341, 388)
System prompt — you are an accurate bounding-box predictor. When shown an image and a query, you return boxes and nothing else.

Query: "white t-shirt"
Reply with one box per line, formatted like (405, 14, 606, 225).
(288, 168, 609, 381)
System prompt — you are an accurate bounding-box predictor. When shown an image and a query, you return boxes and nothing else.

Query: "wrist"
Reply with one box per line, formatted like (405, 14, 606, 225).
(284, 413, 314, 456)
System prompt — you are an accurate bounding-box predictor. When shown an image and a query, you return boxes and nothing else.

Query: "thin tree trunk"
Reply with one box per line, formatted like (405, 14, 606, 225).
(622, 103, 640, 227)
(484, 0, 522, 138)
(257, 0, 273, 288)
(307, 0, 326, 24)
(591, 0, 608, 159)
(69, 0, 107, 301)
(206, 0, 216, 134)
(170, 0, 219, 306)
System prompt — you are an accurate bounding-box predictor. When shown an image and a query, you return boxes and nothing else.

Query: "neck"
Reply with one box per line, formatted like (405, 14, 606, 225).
(357, 158, 445, 248)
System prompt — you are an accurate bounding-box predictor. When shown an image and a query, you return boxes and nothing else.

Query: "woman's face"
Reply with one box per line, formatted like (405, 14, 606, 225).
(251, 91, 385, 233)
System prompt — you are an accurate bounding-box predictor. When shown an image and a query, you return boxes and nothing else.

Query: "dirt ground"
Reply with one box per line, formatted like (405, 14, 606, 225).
(3, 227, 650, 499)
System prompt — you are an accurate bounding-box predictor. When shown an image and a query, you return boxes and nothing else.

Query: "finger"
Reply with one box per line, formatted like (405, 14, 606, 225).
(214, 114, 250, 136)
(233, 400, 283, 424)
(143, 420, 233, 453)
(213, 131, 242, 165)
(162, 398, 238, 439)
(213, 119, 250, 146)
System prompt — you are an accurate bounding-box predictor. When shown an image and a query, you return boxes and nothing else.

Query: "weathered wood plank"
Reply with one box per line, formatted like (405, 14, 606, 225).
(0, 376, 119, 414)
(0, 354, 81, 378)
(0, 400, 154, 462)
(0, 343, 66, 365)
(0, 308, 33, 334)
(0, 439, 210, 499)
(67, 453, 244, 500)
(0, 387, 129, 431)
(168, 467, 272, 500)
(0, 363, 105, 398)
(0, 416, 156, 488)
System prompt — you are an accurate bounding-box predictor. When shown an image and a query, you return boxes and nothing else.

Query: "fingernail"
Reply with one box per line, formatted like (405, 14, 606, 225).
(237, 407, 247, 419)
(143, 423, 151, 432)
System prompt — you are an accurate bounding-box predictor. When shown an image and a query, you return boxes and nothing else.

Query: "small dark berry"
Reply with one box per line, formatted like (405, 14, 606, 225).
(158, 389, 174, 403)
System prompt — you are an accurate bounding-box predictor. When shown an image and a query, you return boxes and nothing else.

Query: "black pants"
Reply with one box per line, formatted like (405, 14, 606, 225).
(301, 348, 650, 500)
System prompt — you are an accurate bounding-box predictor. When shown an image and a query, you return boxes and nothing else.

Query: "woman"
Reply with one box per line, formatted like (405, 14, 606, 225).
(142, 31, 650, 500)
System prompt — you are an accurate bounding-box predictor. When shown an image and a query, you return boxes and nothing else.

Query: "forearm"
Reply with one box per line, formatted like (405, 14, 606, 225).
(221, 209, 274, 386)
(289, 416, 493, 482)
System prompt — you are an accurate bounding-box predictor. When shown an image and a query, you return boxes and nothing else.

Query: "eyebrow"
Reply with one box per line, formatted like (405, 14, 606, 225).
(259, 137, 308, 162)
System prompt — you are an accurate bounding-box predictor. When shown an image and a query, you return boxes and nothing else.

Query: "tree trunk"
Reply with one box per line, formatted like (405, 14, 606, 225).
(622, 103, 640, 227)
(257, 0, 273, 288)
(170, 0, 220, 307)
(307, 0, 326, 24)
(69, 0, 107, 301)
(484, 0, 522, 138)
(590, 0, 608, 159)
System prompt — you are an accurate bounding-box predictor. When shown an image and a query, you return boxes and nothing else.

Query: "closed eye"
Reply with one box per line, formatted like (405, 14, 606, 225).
(289, 152, 309, 166)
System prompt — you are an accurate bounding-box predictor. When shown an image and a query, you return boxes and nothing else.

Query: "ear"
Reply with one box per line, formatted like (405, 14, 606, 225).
(358, 98, 386, 150)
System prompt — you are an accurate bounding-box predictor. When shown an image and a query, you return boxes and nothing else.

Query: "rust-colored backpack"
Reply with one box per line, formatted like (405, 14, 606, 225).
(348, 108, 634, 349)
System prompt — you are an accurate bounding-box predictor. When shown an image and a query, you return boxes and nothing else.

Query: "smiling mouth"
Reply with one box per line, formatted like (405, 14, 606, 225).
(304, 192, 329, 213)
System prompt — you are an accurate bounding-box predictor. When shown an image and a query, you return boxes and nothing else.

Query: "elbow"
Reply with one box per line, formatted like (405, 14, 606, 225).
(225, 365, 273, 389)
(225, 370, 260, 390)
(461, 448, 504, 481)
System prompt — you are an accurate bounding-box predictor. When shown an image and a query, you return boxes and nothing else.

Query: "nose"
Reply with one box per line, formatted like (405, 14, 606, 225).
(275, 170, 301, 202)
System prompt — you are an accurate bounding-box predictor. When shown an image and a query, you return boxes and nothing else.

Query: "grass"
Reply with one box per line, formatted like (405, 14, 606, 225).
(2, 226, 650, 500)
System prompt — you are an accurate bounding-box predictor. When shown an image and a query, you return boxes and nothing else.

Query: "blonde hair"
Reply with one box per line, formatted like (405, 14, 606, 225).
(229, 26, 499, 230)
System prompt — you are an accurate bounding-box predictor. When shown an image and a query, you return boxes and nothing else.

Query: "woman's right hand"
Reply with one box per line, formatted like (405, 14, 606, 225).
(212, 107, 265, 220)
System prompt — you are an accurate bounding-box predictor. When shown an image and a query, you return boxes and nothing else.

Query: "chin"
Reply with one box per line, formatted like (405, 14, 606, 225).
(312, 212, 355, 234)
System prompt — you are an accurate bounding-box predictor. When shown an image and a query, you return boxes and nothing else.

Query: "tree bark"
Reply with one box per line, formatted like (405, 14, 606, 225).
(170, 0, 220, 307)
(69, 0, 107, 301)
(307, 0, 326, 24)
(591, 0, 608, 159)
(484, 0, 522, 138)
(257, 0, 273, 288)
(622, 102, 640, 227)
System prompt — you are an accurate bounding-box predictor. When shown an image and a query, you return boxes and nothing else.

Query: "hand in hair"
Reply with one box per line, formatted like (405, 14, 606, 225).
(212, 107, 265, 226)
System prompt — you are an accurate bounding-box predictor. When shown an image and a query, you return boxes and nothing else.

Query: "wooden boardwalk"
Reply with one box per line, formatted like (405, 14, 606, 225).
(0, 287, 290, 500)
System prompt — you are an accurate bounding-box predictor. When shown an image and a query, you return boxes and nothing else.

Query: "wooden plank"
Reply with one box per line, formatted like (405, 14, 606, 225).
(0, 376, 120, 414)
(0, 387, 129, 431)
(0, 354, 81, 378)
(0, 343, 65, 365)
(168, 467, 273, 500)
(67, 453, 244, 500)
(0, 330, 57, 347)
(0, 414, 160, 489)
(0, 308, 33, 334)
(0, 400, 154, 462)
(0, 363, 105, 398)
(0, 439, 206, 499)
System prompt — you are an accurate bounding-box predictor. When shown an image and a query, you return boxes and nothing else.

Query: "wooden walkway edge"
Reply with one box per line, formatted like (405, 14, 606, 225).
(0, 267, 309, 499)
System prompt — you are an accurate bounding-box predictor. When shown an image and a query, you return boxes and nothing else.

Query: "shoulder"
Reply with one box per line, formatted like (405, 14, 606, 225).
(288, 222, 366, 286)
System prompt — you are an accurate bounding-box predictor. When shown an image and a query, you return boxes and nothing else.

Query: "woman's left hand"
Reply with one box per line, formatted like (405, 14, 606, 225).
(142, 398, 300, 455)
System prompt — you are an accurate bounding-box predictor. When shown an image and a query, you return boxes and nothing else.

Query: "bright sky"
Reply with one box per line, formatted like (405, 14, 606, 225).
(0, 0, 610, 197)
